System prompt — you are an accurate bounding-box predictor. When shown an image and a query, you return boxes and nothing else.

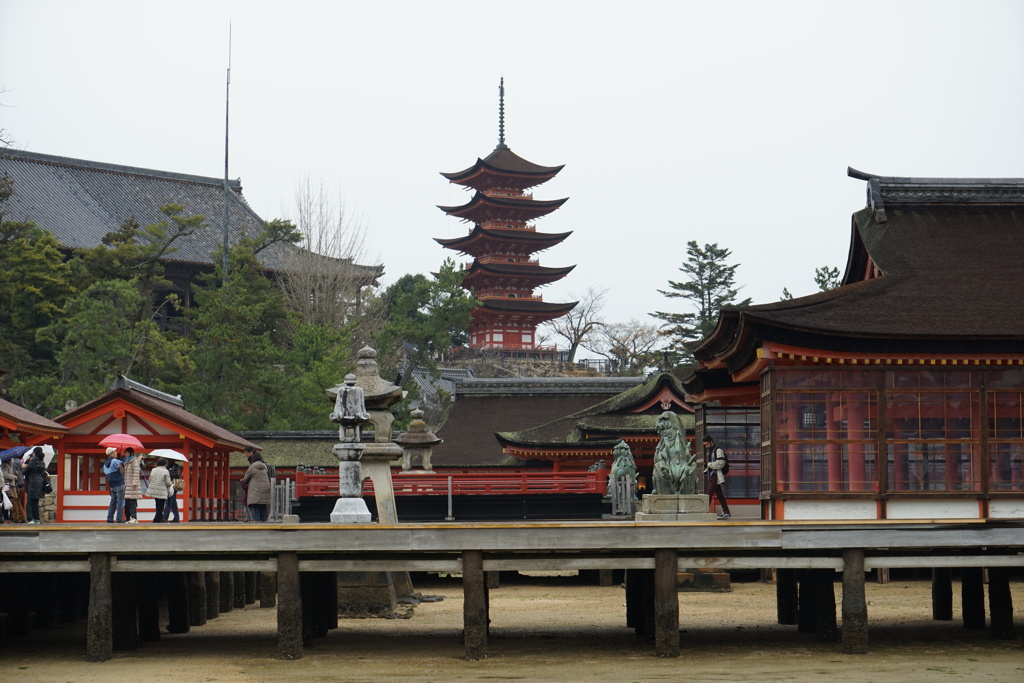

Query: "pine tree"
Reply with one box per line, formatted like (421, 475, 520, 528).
(651, 241, 751, 361)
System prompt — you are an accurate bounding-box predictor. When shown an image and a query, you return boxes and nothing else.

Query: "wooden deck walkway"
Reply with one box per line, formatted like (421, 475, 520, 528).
(2, 519, 1022, 660)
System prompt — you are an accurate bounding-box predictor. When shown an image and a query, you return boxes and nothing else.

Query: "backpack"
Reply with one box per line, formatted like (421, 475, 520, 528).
(717, 448, 730, 476)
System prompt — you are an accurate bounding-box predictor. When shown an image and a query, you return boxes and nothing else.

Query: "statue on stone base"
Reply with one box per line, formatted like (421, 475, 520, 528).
(652, 411, 699, 495)
(608, 440, 638, 500)
(330, 374, 370, 442)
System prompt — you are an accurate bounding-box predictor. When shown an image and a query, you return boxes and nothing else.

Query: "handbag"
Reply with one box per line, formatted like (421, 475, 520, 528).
(172, 478, 185, 492)
(42, 477, 53, 495)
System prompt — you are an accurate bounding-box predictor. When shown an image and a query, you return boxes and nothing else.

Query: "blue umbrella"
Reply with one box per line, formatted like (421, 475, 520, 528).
(0, 446, 31, 463)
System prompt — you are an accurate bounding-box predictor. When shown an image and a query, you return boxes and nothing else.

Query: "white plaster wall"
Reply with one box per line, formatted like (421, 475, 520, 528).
(887, 499, 979, 519)
(989, 500, 1024, 518)
(784, 500, 876, 520)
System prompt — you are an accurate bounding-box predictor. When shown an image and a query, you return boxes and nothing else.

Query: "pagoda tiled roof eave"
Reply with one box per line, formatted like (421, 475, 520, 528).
(434, 226, 573, 250)
(437, 193, 568, 216)
(441, 149, 564, 183)
(475, 299, 578, 314)
(467, 262, 575, 278)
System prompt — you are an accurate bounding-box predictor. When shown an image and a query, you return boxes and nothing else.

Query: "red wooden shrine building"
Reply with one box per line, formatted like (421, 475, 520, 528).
(0, 398, 67, 453)
(436, 80, 576, 354)
(683, 168, 1024, 521)
(55, 376, 257, 523)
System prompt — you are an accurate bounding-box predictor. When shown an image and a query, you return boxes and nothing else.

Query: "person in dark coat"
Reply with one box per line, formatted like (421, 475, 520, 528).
(103, 446, 125, 523)
(242, 452, 272, 522)
(22, 447, 49, 524)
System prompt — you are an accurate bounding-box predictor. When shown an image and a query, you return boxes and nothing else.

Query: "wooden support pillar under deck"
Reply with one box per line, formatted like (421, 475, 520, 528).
(111, 573, 138, 651)
(987, 567, 1016, 640)
(187, 572, 207, 626)
(797, 570, 817, 633)
(276, 551, 302, 660)
(86, 553, 113, 662)
(653, 548, 680, 657)
(814, 568, 838, 642)
(205, 571, 221, 620)
(841, 549, 868, 654)
(219, 571, 234, 613)
(776, 568, 798, 625)
(932, 568, 953, 621)
(462, 549, 488, 660)
(166, 572, 190, 634)
(961, 567, 986, 630)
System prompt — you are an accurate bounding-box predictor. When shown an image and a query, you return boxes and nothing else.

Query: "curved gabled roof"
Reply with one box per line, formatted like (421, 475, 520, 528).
(690, 174, 1024, 377)
(476, 299, 578, 316)
(442, 147, 564, 190)
(496, 372, 694, 450)
(58, 387, 257, 452)
(463, 262, 575, 288)
(0, 398, 68, 438)
(434, 225, 572, 256)
(438, 192, 568, 223)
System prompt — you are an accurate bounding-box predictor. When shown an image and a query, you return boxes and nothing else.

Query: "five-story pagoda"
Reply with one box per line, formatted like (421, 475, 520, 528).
(436, 80, 577, 353)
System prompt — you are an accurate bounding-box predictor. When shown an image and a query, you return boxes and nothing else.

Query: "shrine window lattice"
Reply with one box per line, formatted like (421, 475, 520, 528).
(766, 367, 1024, 494)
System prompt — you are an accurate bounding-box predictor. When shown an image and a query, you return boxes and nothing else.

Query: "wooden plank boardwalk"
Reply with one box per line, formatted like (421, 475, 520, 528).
(2, 519, 1022, 660)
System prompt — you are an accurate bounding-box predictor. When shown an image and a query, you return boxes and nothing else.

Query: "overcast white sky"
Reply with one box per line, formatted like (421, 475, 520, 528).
(3, 1, 1024, 331)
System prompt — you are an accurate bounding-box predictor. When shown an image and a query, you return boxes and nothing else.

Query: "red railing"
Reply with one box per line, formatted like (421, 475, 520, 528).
(294, 469, 607, 498)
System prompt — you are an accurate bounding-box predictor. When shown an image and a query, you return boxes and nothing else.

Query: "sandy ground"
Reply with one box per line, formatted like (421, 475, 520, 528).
(2, 575, 1022, 682)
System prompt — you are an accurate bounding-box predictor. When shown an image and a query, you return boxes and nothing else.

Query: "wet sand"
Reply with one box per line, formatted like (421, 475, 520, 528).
(2, 576, 1022, 682)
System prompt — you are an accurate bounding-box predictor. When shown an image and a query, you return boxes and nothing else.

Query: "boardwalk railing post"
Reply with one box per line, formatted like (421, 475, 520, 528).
(654, 548, 679, 657)
(841, 548, 868, 654)
(277, 551, 303, 660)
(86, 552, 113, 662)
(462, 549, 487, 660)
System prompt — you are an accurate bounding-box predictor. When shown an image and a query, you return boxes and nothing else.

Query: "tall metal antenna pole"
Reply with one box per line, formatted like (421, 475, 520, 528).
(221, 23, 232, 286)
(497, 77, 507, 150)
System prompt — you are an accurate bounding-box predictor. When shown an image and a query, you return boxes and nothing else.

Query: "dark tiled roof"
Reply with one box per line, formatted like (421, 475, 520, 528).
(477, 299, 579, 315)
(441, 147, 564, 183)
(57, 387, 258, 452)
(434, 226, 573, 254)
(0, 398, 69, 437)
(495, 373, 694, 449)
(437, 192, 568, 221)
(691, 172, 1024, 372)
(432, 377, 643, 466)
(0, 149, 381, 275)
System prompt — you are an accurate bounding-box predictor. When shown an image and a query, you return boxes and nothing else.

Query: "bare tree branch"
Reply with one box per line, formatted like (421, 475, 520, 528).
(540, 286, 608, 362)
(278, 178, 385, 339)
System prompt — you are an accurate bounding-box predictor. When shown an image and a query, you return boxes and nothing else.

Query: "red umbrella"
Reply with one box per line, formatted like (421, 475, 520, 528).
(98, 433, 144, 450)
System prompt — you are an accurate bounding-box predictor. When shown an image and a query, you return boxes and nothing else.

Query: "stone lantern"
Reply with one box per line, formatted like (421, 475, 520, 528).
(394, 409, 442, 473)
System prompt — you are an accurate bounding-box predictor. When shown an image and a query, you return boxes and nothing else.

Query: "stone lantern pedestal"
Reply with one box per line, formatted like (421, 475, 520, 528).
(330, 442, 371, 523)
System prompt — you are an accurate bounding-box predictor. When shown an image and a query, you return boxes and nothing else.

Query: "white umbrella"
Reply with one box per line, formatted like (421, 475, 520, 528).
(21, 444, 56, 467)
(148, 448, 188, 462)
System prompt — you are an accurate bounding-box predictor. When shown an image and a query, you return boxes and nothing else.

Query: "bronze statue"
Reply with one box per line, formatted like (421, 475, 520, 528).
(652, 411, 698, 495)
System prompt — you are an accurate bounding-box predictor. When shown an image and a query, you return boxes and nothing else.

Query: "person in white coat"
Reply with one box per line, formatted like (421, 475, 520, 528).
(147, 458, 173, 523)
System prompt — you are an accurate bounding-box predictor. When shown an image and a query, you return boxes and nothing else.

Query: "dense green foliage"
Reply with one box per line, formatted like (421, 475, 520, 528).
(0, 180, 472, 429)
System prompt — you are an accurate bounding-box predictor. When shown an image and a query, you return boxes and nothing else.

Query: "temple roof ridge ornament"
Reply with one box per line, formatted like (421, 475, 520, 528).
(849, 166, 1024, 224)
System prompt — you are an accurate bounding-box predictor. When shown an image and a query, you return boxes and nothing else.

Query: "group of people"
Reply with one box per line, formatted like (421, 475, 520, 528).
(103, 447, 182, 523)
(1, 446, 52, 524)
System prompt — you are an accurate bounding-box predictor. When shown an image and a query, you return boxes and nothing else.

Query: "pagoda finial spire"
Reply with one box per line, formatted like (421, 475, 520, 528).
(497, 77, 508, 150)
